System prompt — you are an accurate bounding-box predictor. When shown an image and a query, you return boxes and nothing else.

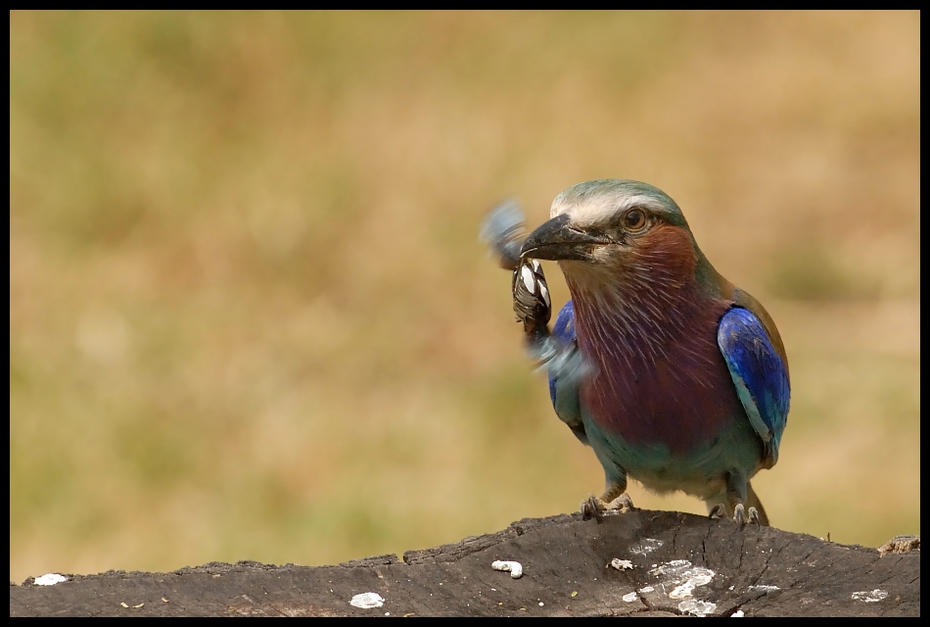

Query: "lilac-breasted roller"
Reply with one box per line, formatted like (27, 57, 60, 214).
(482, 179, 790, 526)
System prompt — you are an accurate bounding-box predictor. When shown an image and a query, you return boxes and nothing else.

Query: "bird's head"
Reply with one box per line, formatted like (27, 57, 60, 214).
(520, 179, 713, 296)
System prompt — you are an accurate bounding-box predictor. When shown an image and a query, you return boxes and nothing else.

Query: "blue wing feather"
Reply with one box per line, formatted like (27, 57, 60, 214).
(549, 300, 577, 403)
(547, 301, 588, 444)
(717, 307, 790, 467)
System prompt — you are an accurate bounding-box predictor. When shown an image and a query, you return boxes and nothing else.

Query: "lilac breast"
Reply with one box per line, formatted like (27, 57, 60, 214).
(571, 287, 742, 455)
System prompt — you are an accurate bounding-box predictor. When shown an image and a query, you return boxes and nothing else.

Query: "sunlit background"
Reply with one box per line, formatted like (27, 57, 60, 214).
(10, 11, 919, 583)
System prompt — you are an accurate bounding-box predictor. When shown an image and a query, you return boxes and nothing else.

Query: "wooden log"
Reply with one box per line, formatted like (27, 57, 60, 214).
(10, 510, 919, 617)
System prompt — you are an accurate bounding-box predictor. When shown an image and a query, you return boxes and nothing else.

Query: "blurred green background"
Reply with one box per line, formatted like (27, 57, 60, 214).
(10, 11, 919, 583)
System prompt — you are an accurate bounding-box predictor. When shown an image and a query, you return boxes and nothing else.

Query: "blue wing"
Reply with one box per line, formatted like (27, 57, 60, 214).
(548, 300, 588, 445)
(717, 307, 790, 467)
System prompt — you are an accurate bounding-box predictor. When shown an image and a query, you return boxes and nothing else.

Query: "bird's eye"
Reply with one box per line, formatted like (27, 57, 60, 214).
(622, 208, 648, 232)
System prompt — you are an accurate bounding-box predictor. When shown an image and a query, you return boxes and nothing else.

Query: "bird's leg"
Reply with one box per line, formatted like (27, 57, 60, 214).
(514, 258, 623, 524)
(581, 477, 634, 522)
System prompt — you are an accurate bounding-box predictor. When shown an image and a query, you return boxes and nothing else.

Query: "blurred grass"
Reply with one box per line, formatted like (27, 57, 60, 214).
(10, 11, 919, 582)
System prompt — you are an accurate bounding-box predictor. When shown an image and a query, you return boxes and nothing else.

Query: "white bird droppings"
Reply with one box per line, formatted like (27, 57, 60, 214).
(622, 591, 639, 603)
(491, 560, 523, 579)
(669, 581, 698, 600)
(610, 558, 634, 570)
(731, 609, 745, 617)
(349, 592, 385, 609)
(34, 573, 67, 586)
(630, 538, 664, 555)
(851, 589, 888, 603)
(648, 560, 715, 601)
(678, 599, 717, 617)
(749, 584, 780, 593)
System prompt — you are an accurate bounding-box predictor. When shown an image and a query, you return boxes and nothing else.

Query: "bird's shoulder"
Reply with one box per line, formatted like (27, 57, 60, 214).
(702, 269, 788, 371)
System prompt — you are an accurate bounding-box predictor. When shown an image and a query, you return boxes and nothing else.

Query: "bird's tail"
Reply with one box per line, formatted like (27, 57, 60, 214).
(746, 482, 770, 527)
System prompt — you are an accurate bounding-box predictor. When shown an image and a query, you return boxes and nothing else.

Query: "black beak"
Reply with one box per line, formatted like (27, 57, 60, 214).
(520, 214, 609, 261)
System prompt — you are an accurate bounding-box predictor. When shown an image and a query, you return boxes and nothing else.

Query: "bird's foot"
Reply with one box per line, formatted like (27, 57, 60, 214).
(581, 493, 634, 523)
(709, 503, 761, 528)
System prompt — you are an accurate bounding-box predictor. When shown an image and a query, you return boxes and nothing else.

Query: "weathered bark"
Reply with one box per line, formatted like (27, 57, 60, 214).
(10, 510, 919, 617)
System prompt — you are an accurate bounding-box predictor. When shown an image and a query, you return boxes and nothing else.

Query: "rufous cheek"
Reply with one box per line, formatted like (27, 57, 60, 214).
(632, 224, 697, 281)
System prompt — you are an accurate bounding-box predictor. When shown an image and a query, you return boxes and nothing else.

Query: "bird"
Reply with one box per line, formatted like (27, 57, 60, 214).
(481, 179, 790, 526)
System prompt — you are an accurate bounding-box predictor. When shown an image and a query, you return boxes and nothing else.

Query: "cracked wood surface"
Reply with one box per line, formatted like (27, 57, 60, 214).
(9, 510, 919, 617)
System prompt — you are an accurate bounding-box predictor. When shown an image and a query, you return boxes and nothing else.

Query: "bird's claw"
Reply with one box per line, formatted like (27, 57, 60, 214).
(709, 503, 761, 529)
(734, 503, 763, 528)
(580, 493, 634, 523)
(580, 496, 604, 522)
(512, 259, 551, 337)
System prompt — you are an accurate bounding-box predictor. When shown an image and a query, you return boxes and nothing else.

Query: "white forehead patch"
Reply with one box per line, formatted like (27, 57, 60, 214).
(550, 193, 665, 227)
